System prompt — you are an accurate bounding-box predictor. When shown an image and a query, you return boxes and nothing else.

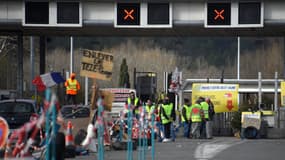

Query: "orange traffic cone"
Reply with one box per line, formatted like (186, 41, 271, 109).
(65, 121, 74, 146)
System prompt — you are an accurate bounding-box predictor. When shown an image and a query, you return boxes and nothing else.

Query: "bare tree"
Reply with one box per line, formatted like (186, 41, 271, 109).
(0, 36, 18, 89)
(0, 36, 17, 60)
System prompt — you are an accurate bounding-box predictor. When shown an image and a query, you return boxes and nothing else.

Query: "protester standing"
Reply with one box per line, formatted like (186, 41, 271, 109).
(190, 100, 203, 139)
(160, 96, 175, 142)
(181, 98, 191, 138)
(200, 97, 208, 139)
(156, 100, 164, 142)
(127, 91, 140, 119)
(206, 98, 215, 139)
(145, 99, 155, 120)
(64, 73, 80, 105)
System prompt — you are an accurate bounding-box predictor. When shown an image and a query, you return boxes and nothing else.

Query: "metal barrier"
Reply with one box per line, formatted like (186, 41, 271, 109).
(213, 112, 234, 136)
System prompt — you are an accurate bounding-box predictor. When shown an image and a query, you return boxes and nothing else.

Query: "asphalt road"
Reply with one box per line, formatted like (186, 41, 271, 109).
(69, 137, 285, 160)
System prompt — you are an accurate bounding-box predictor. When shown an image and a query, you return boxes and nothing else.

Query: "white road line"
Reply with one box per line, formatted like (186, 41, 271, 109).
(194, 139, 245, 160)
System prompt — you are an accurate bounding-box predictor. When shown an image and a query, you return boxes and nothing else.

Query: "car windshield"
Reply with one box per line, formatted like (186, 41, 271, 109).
(0, 102, 34, 113)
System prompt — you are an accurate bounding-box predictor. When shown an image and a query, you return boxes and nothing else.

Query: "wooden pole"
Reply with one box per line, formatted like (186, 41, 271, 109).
(90, 79, 97, 123)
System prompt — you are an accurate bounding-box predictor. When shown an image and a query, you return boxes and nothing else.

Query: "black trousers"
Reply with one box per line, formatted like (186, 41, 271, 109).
(66, 94, 77, 105)
(163, 122, 171, 138)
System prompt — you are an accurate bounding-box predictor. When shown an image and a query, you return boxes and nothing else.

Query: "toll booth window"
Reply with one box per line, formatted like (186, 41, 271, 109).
(57, 2, 80, 24)
(25, 2, 49, 24)
(207, 3, 231, 25)
(117, 3, 140, 25)
(239, 2, 261, 24)
(147, 3, 170, 25)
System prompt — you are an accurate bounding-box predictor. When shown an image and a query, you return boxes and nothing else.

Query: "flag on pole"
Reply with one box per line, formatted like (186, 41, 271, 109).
(32, 72, 65, 91)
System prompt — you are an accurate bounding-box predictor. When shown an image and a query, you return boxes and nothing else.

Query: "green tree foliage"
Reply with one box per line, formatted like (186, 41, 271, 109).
(119, 58, 130, 88)
(230, 104, 253, 132)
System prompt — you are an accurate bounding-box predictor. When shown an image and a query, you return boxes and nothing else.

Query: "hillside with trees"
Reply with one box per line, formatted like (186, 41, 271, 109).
(0, 36, 284, 101)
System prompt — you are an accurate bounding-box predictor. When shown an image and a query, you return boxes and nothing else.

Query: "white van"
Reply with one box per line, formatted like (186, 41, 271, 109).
(101, 88, 136, 120)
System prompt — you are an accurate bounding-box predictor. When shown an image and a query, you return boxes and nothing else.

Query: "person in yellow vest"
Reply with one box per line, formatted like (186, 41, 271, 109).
(160, 96, 175, 142)
(145, 99, 155, 120)
(127, 91, 140, 118)
(199, 97, 208, 139)
(64, 73, 80, 105)
(190, 100, 203, 139)
(181, 98, 191, 138)
(156, 100, 164, 142)
(205, 97, 215, 139)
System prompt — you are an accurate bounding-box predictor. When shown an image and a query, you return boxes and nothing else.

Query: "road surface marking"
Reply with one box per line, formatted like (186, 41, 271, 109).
(194, 139, 245, 160)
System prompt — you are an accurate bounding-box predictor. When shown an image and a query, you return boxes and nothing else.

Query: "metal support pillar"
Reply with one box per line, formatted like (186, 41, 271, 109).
(258, 72, 262, 110)
(40, 36, 46, 74)
(237, 37, 241, 108)
(30, 36, 35, 91)
(237, 36, 240, 80)
(17, 34, 23, 98)
(274, 72, 278, 112)
(133, 67, 137, 90)
(70, 36, 74, 74)
(274, 72, 280, 128)
(164, 72, 168, 95)
(85, 77, 88, 105)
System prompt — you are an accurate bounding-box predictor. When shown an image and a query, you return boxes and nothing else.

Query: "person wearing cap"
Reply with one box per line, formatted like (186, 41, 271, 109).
(65, 73, 80, 105)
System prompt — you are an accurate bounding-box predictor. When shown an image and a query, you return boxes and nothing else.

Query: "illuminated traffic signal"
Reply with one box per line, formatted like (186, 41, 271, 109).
(206, 2, 263, 28)
(117, 3, 140, 26)
(207, 3, 231, 26)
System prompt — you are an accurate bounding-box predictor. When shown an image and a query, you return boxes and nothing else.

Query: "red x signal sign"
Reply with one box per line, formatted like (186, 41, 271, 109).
(117, 3, 140, 25)
(124, 9, 135, 20)
(214, 9, 225, 20)
(207, 3, 231, 25)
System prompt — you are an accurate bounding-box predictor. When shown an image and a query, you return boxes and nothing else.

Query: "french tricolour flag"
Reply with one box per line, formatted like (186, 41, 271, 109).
(32, 72, 65, 91)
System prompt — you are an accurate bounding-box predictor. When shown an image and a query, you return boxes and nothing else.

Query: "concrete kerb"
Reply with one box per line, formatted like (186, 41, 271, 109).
(266, 128, 285, 139)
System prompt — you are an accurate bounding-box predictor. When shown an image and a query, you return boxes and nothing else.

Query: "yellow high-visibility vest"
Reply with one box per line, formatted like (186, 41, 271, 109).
(181, 105, 191, 122)
(65, 79, 79, 95)
(127, 97, 139, 114)
(145, 105, 155, 117)
(201, 101, 209, 119)
(191, 104, 202, 122)
(161, 103, 173, 124)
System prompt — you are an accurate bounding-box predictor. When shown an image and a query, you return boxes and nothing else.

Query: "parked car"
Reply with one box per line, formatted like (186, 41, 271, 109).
(0, 99, 41, 158)
(0, 99, 39, 130)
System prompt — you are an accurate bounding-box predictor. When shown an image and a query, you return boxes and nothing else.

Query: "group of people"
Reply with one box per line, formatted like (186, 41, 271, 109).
(126, 92, 175, 142)
(64, 73, 216, 142)
(181, 97, 215, 139)
(126, 91, 216, 142)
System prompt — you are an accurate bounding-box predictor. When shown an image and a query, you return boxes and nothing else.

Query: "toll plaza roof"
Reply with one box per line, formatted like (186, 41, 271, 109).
(0, 0, 285, 36)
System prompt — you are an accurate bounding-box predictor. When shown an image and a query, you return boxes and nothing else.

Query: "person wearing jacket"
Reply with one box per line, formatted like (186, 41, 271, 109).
(181, 98, 191, 138)
(190, 100, 203, 139)
(145, 99, 155, 120)
(127, 91, 140, 118)
(64, 73, 80, 105)
(160, 96, 175, 142)
(205, 98, 215, 139)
